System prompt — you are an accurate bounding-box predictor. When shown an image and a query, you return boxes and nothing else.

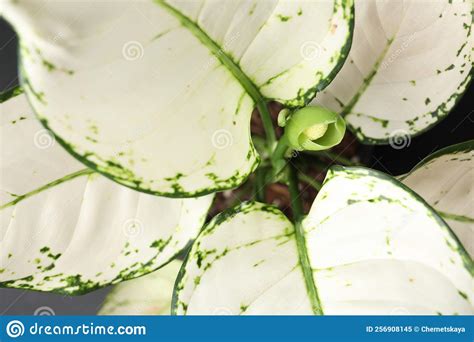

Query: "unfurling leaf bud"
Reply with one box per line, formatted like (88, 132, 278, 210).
(284, 106, 346, 151)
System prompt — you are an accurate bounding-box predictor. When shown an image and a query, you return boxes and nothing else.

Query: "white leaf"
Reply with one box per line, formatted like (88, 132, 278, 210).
(0, 92, 213, 294)
(99, 260, 181, 315)
(174, 168, 473, 315)
(401, 141, 474, 257)
(312, 0, 472, 143)
(0, 0, 353, 196)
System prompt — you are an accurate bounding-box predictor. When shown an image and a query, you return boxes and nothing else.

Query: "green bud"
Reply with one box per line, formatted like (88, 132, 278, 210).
(284, 106, 346, 151)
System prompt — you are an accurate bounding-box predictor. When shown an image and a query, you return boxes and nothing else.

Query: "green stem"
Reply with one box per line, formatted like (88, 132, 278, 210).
(256, 101, 277, 152)
(298, 173, 322, 191)
(271, 135, 291, 171)
(288, 164, 304, 221)
(254, 168, 267, 202)
(288, 164, 323, 315)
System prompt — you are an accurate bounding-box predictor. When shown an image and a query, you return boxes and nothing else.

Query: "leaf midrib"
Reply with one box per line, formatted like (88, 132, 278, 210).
(341, 37, 395, 117)
(156, 0, 263, 103)
(155, 0, 276, 145)
(0, 169, 93, 210)
(294, 221, 324, 315)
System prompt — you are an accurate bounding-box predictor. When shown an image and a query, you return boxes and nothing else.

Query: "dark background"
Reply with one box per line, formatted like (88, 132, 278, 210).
(0, 18, 472, 315)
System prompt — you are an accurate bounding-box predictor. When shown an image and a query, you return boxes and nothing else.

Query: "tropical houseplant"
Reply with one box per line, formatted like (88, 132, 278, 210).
(0, 0, 472, 315)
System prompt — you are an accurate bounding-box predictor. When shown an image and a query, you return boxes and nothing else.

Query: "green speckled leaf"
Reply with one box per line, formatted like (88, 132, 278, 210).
(174, 168, 473, 315)
(401, 140, 474, 257)
(99, 260, 181, 315)
(312, 0, 472, 144)
(1, 0, 353, 196)
(0, 93, 213, 294)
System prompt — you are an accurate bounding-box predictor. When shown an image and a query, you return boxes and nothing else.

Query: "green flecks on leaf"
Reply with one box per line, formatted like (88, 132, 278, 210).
(42, 59, 56, 72)
(205, 153, 217, 166)
(445, 64, 455, 71)
(21, 72, 46, 105)
(43, 263, 55, 271)
(48, 253, 61, 260)
(458, 290, 468, 300)
(248, 3, 257, 16)
(277, 14, 291, 22)
(40, 247, 50, 254)
(348, 71, 472, 145)
(10, 116, 27, 124)
(89, 125, 99, 135)
(34, 47, 75, 75)
(194, 247, 217, 269)
(150, 237, 172, 253)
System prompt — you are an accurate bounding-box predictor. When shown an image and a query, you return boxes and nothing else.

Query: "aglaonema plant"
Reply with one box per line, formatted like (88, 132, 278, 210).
(0, 0, 472, 315)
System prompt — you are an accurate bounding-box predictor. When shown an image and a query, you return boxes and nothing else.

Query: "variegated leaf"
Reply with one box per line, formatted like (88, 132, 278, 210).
(0, 0, 353, 196)
(174, 168, 473, 315)
(0, 92, 213, 294)
(401, 140, 474, 257)
(312, 0, 472, 143)
(99, 260, 181, 315)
